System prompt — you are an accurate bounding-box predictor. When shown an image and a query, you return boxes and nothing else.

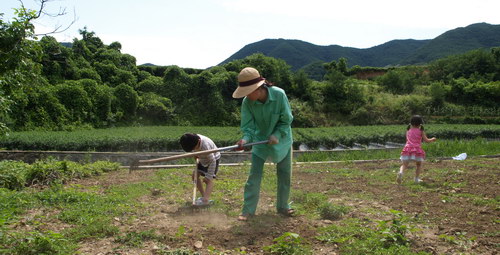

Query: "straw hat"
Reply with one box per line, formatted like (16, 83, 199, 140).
(232, 67, 266, 98)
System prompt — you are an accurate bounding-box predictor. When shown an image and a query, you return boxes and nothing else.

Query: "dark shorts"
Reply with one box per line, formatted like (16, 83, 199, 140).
(197, 159, 220, 179)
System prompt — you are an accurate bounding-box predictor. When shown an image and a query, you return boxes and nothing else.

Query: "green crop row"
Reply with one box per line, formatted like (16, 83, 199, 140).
(0, 124, 498, 152)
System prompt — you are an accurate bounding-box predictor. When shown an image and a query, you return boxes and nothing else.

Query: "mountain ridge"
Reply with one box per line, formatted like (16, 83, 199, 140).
(220, 22, 500, 70)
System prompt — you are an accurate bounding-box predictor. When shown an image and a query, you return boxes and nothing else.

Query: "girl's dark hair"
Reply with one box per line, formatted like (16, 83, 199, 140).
(180, 133, 200, 152)
(407, 115, 425, 131)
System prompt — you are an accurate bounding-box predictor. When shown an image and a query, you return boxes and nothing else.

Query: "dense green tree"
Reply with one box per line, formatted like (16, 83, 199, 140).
(492, 47, 500, 81)
(108, 41, 122, 51)
(377, 69, 416, 94)
(429, 49, 498, 82)
(291, 70, 312, 100)
(76, 67, 102, 82)
(78, 79, 112, 126)
(161, 65, 192, 103)
(429, 82, 448, 106)
(193, 70, 237, 126)
(71, 38, 92, 62)
(322, 69, 347, 113)
(448, 78, 500, 107)
(183, 71, 224, 125)
(298, 61, 326, 81)
(0, 8, 38, 75)
(136, 70, 152, 82)
(3, 3, 499, 130)
(138, 65, 169, 77)
(25, 86, 69, 129)
(0, 5, 47, 134)
(39, 36, 76, 83)
(223, 53, 293, 92)
(92, 62, 136, 87)
(137, 92, 174, 124)
(322, 67, 366, 115)
(136, 76, 163, 94)
(208, 66, 238, 102)
(113, 83, 139, 122)
(79, 27, 104, 54)
(54, 81, 92, 123)
(323, 58, 349, 76)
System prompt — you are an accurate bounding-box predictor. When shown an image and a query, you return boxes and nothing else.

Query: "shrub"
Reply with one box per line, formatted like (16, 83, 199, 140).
(25, 159, 69, 186)
(0, 160, 30, 190)
(10, 159, 121, 188)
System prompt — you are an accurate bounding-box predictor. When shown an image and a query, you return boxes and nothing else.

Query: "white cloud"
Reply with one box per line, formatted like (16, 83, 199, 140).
(97, 34, 234, 68)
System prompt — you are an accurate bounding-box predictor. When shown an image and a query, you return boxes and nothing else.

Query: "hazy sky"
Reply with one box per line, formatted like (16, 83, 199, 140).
(2, 0, 499, 69)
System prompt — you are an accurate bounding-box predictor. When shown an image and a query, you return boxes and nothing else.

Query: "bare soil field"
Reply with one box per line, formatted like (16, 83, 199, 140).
(23, 157, 499, 254)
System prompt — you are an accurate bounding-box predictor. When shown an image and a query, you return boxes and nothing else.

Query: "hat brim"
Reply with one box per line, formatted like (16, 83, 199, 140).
(232, 80, 265, 98)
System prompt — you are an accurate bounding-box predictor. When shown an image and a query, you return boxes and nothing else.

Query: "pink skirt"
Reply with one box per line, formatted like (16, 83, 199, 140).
(400, 146, 425, 162)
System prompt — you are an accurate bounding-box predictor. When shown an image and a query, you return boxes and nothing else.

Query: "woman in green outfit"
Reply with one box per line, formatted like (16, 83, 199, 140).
(232, 67, 294, 221)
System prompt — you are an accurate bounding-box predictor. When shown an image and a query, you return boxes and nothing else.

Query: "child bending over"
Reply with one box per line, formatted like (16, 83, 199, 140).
(180, 133, 221, 205)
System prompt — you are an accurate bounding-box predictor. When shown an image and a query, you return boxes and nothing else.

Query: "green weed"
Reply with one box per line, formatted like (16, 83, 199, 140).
(6, 230, 75, 255)
(155, 248, 200, 255)
(317, 215, 425, 255)
(263, 232, 312, 255)
(114, 229, 163, 247)
(378, 210, 414, 247)
(439, 232, 476, 250)
(292, 191, 327, 217)
(318, 203, 350, 220)
(65, 219, 119, 241)
(175, 225, 188, 239)
(472, 197, 498, 206)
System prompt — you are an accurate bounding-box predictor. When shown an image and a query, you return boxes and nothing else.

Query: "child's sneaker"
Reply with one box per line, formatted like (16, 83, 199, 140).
(195, 198, 213, 206)
(414, 177, 422, 184)
(396, 172, 403, 184)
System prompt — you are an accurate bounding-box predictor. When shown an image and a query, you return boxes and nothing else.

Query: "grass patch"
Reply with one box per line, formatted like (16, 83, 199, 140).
(318, 203, 350, 220)
(296, 138, 500, 162)
(1, 156, 497, 254)
(0, 177, 134, 253)
(291, 191, 350, 220)
(0, 159, 120, 190)
(263, 232, 312, 255)
(114, 229, 165, 247)
(3, 230, 76, 255)
(317, 212, 428, 255)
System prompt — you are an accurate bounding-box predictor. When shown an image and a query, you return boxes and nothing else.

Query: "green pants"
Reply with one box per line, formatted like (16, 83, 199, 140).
(241, 147, 292, 215)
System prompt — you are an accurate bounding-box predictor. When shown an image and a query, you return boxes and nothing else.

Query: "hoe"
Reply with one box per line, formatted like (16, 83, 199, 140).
(129, 140, 269, 210)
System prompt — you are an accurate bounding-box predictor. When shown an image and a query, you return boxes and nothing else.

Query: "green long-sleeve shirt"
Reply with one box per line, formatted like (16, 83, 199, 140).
(240, 86, 293, 163)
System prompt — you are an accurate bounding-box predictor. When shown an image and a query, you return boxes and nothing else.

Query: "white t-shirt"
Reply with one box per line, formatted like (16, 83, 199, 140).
(194, 134, 221, 179)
